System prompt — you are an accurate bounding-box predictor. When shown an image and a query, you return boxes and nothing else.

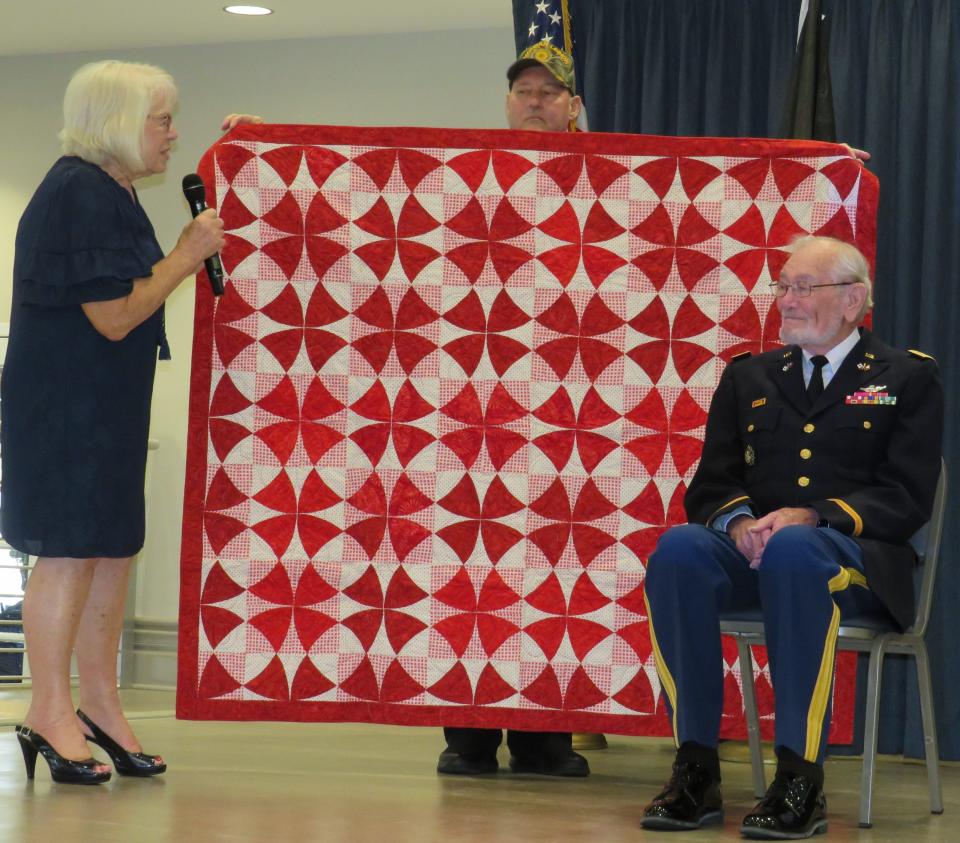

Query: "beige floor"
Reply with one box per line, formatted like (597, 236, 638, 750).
(0, 688, 954, 843)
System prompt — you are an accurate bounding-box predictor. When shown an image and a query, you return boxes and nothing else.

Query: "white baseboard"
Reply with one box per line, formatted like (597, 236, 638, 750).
(121, 618, 178, 689)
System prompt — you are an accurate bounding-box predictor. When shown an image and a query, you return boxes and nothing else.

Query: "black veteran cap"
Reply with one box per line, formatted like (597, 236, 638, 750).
(507, 40, 576, 95)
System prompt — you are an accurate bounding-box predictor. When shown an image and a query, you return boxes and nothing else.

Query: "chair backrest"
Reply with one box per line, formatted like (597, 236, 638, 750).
(907, 458, 947, 635)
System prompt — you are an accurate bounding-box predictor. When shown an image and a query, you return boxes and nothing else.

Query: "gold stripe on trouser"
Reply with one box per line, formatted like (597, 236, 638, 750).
(803, 566, 869, 760)
(644, 591, 679, 745)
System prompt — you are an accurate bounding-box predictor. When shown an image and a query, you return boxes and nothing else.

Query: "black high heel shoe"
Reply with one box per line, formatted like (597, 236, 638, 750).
(15, 725, 112, 785)
(76, 710, 167, 777)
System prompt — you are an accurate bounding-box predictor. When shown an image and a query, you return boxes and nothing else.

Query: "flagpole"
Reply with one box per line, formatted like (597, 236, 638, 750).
(795, 0, 810, 47)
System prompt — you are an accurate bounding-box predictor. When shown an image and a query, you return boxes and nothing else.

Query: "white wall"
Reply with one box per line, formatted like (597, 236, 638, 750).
(0, 27, 515, 621)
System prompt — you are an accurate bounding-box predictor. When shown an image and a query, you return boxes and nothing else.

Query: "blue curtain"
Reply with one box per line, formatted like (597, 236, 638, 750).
(513, 0, 803, 136)
(512, 0, 960, 760)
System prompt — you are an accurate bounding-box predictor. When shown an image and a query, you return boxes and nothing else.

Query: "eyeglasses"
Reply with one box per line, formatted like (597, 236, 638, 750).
(768, 280, 859, 298)
(148, 113, 174, 131)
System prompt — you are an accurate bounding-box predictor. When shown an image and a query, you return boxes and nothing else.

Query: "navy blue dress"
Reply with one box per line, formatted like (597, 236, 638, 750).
(1, 156, 169, 559)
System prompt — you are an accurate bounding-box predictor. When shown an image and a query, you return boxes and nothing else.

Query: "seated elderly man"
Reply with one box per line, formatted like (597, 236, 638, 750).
(640, 235, 943, 839)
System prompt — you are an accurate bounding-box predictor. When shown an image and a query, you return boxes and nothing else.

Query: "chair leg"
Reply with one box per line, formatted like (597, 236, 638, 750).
(859, 636, 888, 828)
(737, 638, 766, 798)
(913, 641, 944, 814)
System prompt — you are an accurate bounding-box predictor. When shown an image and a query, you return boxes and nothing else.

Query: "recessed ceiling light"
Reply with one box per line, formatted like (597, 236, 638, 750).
(223, 5, 273, 15)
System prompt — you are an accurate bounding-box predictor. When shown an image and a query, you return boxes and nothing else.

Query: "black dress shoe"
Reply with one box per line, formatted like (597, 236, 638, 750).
(436, 750, 498, 775)
(508, 748, 589, 777)
(641, 758, 723, 830)
(740, 770, 827, 839)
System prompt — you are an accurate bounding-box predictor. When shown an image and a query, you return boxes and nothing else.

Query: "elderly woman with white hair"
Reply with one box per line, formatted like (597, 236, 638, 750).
(1, 60, 223, 785)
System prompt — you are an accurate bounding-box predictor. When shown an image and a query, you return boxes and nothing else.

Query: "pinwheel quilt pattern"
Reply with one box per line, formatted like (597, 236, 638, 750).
(177, 125, 877, 741)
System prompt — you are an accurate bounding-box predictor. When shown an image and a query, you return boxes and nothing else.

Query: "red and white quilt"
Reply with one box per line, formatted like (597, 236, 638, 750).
(176, 125, 877, 740)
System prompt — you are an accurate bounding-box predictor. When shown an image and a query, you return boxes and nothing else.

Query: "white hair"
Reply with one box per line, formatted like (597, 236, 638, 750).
(59, 60, 177, 176)
(789, 235, 874, 320)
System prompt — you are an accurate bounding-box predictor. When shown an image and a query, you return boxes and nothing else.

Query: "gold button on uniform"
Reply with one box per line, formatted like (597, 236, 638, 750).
(798, 476, 810, 487)
(863, 421, 872, 430)
(803, 423, 815, 433)
(800, 448, 812, 459)
(747, 424, 755, 432)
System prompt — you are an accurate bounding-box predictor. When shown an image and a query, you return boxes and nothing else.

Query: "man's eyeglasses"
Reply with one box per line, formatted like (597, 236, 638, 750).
(768, 280, 859, 298)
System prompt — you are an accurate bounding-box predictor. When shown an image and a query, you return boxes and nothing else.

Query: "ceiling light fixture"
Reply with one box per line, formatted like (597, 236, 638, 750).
(223, 5, 273, 15)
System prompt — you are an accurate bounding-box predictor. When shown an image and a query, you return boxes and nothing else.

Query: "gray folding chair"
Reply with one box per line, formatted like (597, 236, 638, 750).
(719, 459, 947, 827)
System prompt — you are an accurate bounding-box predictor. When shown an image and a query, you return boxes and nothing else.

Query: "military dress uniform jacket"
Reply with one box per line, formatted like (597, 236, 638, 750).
(685, 329, 943, 630)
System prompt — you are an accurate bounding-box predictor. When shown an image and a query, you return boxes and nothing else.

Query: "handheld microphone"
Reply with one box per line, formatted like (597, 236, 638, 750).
(181, 173, 225, 296)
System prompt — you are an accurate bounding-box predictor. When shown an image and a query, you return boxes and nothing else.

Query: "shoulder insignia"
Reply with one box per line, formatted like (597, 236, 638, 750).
(731, 351, 752, 362)
(908, 349, 935, 361)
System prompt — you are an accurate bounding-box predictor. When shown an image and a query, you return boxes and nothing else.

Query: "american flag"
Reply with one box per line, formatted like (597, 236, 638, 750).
(512, 0, 587, 129)
(519, 0, 572, 53)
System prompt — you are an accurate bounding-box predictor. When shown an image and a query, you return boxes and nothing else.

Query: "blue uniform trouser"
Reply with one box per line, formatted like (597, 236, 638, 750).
(644, 524, 887, 764)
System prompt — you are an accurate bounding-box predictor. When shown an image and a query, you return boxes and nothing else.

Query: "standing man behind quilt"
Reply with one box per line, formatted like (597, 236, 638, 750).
(639, 235, 943, 839)
(436, 40, 589, 779)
